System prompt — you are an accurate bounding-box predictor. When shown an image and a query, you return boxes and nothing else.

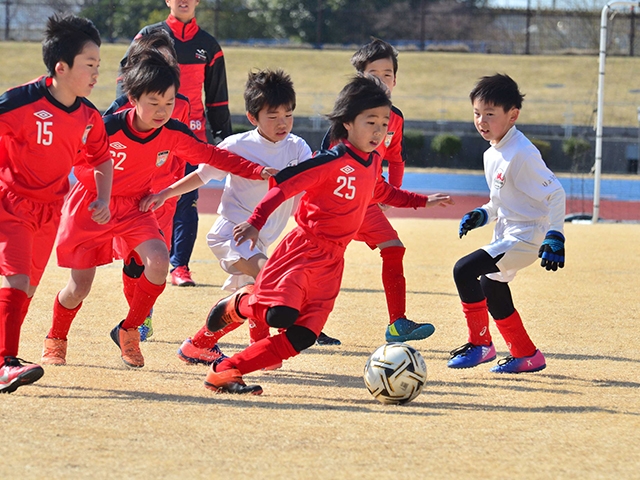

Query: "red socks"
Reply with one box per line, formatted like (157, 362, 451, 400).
(217, 330, 298, 375)
(380, 246, 406, 323)
(48, 294, 82, 341)
(121, 274, 165, 330)
(0, 288, 28, 360)
(192, 322, 242, 349)
(494, 310, 536, 358)
(462, 299, 492, 346)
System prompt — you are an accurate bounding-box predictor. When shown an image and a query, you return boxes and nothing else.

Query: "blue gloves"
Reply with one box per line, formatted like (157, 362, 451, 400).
(459, 208, 488, 238)
(538, 230, 565, 271)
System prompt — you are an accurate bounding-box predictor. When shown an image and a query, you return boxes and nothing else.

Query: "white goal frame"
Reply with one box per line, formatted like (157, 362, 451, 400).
(593, 0, 640, 223)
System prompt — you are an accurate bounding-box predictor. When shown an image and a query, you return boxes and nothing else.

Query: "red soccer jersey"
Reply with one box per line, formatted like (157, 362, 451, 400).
(74, 109, 265, 197)
(248, 140, 426, 249)
(0, 76, 110, 202)
(103, 93, 191, 191)
(381, 106, 406, 188)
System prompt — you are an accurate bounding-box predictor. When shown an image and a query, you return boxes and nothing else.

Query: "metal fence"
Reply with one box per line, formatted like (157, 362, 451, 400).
(0, 0, 638, 56)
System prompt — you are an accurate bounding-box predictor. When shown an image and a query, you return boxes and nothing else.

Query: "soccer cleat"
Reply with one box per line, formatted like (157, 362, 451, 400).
(0, 357, 44, 394)
(177, 338, 228, 366)
(171, 266, 196, 287)
(448, 342, 496, 369)
(110, 321, 145, 368)
(204, 366, 263, 395)
(385, 318, 435, 343)
(206, 284, 254, 332)
(490, 349, 546, 374)
(41, 338, 68, 366)
(316, 331, 341, 346)
(138, 310, 154, 342)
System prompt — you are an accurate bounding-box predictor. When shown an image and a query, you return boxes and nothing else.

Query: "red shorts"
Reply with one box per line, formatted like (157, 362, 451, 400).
(353, 203, 399, 249)
(0, 187, 63, 286)
(249, 227, 345, 336)
(56, 182, 164, 269)
(112, 196, 177, 259)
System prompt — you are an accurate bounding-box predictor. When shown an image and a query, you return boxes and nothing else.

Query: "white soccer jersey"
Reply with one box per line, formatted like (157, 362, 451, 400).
(481, 126, 565, 231)
(196, 128, 312, 246)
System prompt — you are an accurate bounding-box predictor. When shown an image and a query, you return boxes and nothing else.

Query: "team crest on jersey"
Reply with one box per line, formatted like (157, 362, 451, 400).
(82, 124, 94, 144)
(156, 150, 170, 167)
(286, 159, 299, 167)
(110, 141, 127, 150)
(195, 49, 207, 62)
(33, 110, 53, 120)
(384, 131, 394, 148)
(493, 169, 506, 189)
(340, 165, 355, 175)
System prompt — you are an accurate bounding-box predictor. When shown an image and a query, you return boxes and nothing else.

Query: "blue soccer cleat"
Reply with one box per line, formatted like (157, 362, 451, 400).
(490, 349, 546, 374)
(447, 342, 496, 369)
(385, 318, 435, 342)
(138, 309, 154, 342)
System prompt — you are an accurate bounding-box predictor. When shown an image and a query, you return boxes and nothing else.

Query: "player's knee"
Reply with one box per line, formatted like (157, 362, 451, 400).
(123, 259, 145, 279)
(285, 325, 317, 353)
(266, 306, 299, 329)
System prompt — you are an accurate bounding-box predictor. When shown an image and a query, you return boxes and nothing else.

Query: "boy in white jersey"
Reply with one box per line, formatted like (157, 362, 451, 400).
(140, 69, 308, 366)
(448, 73, 566, 374)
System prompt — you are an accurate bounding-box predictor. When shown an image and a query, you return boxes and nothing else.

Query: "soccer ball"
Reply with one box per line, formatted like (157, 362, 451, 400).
(363, 342, 427, 405)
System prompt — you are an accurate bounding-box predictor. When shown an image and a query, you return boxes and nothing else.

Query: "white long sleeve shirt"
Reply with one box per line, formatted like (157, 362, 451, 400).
(196, 128, 312, 246)
(481, 126, 565, 232)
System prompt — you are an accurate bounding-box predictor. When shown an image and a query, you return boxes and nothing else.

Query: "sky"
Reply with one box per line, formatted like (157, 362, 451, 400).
(487, 0, 624, 10)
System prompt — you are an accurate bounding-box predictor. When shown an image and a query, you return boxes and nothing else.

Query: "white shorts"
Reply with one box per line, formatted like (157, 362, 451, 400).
(207, 216, 269, 292)
(482, 218, 548, 283)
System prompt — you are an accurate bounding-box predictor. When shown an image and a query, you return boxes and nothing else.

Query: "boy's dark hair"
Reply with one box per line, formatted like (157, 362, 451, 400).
(244, 69, 296, 119)
(127, 29, 177, 67)
(469, 73, 525, 111)
(327, 74, 392, 143)
(351, 38, 398, 75)
(121, 49, 180, 100)
(42, 14, 101, 76)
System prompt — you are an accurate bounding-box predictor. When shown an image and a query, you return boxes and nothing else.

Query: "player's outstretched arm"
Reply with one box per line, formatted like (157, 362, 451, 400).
(426, 193, 454, 207)
(139, 172, 205, 212)
(538, 230, 565, 271)
(459, 208, 488, 238)
(89, 159, 113, 225)
(233, 222, 259, 250)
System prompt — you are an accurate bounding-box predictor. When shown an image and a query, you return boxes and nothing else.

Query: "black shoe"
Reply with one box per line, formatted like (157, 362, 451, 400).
(316, 331, 341, 346)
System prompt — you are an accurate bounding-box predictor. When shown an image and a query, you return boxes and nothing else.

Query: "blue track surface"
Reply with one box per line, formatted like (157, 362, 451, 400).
(180, 170, 640, 202)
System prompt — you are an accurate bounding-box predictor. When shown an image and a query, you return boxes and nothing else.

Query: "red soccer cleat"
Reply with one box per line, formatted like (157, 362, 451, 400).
(0, 357, 44, 394)
(171, 266, 196, 287)
(204, 366, 262, 395)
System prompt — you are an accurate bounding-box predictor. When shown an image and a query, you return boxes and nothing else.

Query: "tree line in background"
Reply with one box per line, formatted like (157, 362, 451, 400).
(0, 0, 638, 55)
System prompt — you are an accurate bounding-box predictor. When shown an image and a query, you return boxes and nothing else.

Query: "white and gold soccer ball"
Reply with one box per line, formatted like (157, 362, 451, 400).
(363, 342, 427, 405)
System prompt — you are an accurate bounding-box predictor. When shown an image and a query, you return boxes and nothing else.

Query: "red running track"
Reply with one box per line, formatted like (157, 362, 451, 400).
(198, 188, 639, 221)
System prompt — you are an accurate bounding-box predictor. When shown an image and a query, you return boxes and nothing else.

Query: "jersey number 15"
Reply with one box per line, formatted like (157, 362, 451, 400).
(36, 120, 53, 146)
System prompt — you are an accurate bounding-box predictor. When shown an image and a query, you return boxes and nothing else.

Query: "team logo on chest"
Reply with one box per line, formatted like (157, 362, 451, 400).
(384, 131, 394, 148)
(82, 124, 94, 144)
(340, 165, 355, 175)
(156, 150, 170, 167)
(493, 169, 506, 189)
(195, 49, 207, 62)
(33, 110, 53, 120)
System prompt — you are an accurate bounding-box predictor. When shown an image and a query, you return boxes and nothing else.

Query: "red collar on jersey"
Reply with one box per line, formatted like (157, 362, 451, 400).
(166, 14, 199, 41)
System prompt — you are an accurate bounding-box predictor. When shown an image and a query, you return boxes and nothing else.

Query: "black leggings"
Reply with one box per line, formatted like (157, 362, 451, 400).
(453, 249, 515, 320)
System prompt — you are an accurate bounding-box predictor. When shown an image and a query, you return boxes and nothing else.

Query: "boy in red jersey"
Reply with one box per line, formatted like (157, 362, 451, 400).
(120, 0, 233, 287)
(321, 38, 434, 345)
(107, 29, 192, 342)
(202, 75, 453, 394)
(42, 51, 273, 369)
(0, 14, 112, 393)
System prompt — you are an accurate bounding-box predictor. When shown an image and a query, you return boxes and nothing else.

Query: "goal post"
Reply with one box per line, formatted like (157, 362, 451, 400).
(593, 0, 640, 223)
